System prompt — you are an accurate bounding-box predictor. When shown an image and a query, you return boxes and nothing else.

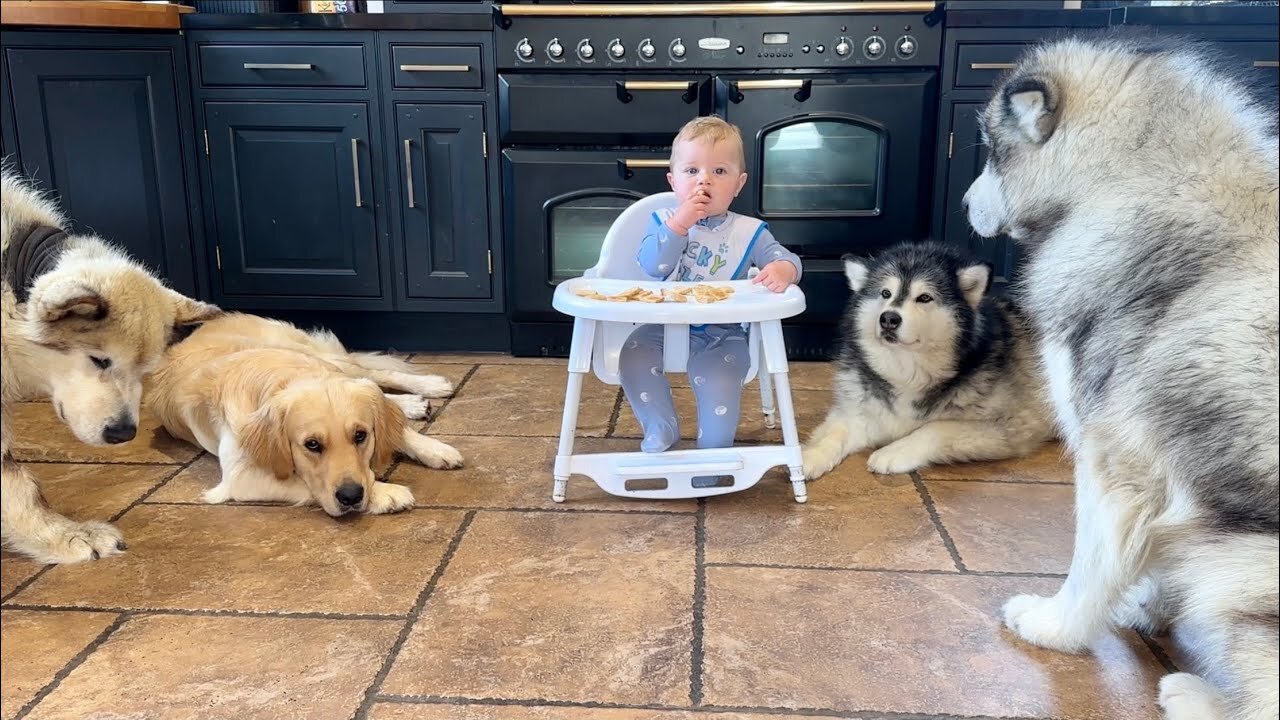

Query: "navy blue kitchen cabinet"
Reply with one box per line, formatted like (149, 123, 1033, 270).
(0, 31, 204, 298)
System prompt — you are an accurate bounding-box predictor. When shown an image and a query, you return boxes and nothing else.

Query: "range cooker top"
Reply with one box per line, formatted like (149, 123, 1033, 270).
(494, 1, 942, 70)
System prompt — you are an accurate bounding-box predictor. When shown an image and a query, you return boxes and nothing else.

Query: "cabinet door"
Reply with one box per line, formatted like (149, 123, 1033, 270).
(4, 46, 198, 295)
(943, 101, 1019, 285)
(205, 101, 382, 299)
(395, 103, 491, 300)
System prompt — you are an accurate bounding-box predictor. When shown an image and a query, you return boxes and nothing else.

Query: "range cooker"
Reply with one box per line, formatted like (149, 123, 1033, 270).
(495, 1, 942, 358)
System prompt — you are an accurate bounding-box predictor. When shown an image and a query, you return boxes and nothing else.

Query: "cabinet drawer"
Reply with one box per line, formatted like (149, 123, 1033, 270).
(391, 45, 483, 89)
(954, 43, 1027, 88)
(198, 43, 367, 87)
(499, 73, 706, 145)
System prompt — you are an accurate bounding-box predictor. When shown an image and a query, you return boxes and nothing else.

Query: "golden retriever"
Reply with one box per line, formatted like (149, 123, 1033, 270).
(146, 313, 463, 516)
(3, 168, 220, 563)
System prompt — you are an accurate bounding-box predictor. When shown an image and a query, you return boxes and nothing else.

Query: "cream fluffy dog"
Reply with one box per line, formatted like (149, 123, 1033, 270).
(146, 313, 463, 516)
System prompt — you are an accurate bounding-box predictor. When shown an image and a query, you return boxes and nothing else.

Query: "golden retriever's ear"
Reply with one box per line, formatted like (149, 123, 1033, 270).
(371, 391, 407, 473)
(241, 403, 292, 480)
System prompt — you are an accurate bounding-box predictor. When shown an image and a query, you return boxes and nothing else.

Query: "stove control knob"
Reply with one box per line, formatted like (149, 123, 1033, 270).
(639, 39, 656, 59)
(896, 35, 917, 57)
(516, 38, 534, 60)
(670, 38, 686, 59)
(547, 38, 564, 59)
(609, 39, 625, 59)
(578, 39, 595, 60)
(864, 35, 885, 59)
(835, 37, 853, 56)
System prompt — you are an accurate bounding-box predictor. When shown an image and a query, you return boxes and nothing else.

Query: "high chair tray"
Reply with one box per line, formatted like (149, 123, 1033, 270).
(553, 277, 806, 324)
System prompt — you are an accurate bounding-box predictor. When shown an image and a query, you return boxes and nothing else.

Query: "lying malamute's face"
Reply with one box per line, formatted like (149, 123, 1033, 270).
(843, 244, 992, 352)
(24, 253, 220, 446)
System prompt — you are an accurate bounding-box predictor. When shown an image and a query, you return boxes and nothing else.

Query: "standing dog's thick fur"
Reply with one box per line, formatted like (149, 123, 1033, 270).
(145, 313, 463, 515)
(2, 169, 220, 564)
(802, 241, 1052, 479)
(964, 32, 1278, 719)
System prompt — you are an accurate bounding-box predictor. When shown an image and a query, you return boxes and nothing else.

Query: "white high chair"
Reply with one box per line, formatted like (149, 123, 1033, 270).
(550, 192, 808, 503)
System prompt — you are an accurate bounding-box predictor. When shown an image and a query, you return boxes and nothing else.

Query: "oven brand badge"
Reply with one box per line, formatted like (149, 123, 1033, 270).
(697, 38, 731, 51)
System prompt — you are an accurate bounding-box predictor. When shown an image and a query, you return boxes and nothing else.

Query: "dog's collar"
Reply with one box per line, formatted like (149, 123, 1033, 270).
(3, 224, 68, 303)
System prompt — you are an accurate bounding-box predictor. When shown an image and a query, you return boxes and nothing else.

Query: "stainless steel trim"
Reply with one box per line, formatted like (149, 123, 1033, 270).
(399, 64, 472, 72)
(621, 158, 669, 169)
(351, 138, 363, 208)
(623, 80, 693, 91)
(969, 62, 1015, 70)
(404, 139, 416, 209)
(735, 79, 806, 90)
(242, 62, 314, 70)
(1255, 60, 1279, 68)
(497, 1, 936, 16)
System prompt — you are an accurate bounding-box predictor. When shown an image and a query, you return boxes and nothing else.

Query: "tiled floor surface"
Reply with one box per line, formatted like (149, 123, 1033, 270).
(1, 356, 1185, 720)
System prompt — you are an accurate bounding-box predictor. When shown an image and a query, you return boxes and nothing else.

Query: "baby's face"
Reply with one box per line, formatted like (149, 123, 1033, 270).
(667, 138, 748, 217)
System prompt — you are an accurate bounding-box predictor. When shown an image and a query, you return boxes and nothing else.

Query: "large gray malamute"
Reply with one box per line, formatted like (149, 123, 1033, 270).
(964, 31, 1278, 719)
(802, 240, 1053, 479)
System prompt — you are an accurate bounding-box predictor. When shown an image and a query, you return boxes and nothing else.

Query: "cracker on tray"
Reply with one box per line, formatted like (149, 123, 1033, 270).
(573, 283, 734, 304)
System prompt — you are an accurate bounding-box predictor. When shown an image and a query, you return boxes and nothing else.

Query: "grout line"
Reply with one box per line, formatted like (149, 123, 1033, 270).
(605, 389, 624, 438)
(352, 510, 477, 720)
(706, 562, 1065, 579)
(371, 694, 1041, 719)
(134, 501, 697, 517)
(422, 364, 479, 433)
(1, 604, 407, 620)
(1137, 631, 1181, 673)
(11, 459, 189, 466)
(1, 452, 207, 605)
(910, 471, 968, 572)
(917, 477, 1072, 486)
(11, 611, 133, 720)
(690, 497, 708, 707)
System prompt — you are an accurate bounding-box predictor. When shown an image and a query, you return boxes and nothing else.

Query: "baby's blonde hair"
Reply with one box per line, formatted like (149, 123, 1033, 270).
(671, 116, 746, 170)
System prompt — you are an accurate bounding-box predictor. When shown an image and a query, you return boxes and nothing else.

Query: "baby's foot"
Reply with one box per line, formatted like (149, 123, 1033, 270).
(640, 419, 678, 454)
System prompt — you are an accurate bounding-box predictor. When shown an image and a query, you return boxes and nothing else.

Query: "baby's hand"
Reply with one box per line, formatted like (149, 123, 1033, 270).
(752, 260, 797, 293)
(667, 190, 712, 235)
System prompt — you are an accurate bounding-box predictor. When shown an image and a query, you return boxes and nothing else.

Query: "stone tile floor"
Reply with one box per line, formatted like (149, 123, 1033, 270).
(0, 356, 1187, 720)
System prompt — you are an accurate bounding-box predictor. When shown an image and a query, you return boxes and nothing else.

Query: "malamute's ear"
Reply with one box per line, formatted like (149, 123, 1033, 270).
(957, 262, 993, 308)
(1004, 76, 1059, 144)
(167, 289, 221, 326)
(841, 254, 869, 292)
(34, 280, 109, 324)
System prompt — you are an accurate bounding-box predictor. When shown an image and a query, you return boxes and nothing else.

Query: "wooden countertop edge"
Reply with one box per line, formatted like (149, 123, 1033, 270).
(1, 1, 195, 31)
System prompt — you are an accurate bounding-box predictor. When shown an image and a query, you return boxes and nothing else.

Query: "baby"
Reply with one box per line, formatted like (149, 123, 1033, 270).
(619, 116, 803, 459)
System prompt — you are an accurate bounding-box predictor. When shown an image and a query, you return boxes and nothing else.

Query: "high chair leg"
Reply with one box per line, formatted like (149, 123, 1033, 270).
(759, 320, 807, 504)
(554, 318, 597, 502)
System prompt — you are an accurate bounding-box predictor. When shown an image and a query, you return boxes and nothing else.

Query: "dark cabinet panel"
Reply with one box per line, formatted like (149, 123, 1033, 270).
(204, 101, 383, 299)
(394, 103, 491, 300)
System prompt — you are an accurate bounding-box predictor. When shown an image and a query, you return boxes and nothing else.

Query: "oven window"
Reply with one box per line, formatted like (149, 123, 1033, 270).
(549, 194, 637, 282)
(760, 119, 883, 215)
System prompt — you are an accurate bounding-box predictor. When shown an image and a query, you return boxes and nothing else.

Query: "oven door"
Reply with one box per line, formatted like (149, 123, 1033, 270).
(504, 148, 671, 322)
(718, 71, 938, 259)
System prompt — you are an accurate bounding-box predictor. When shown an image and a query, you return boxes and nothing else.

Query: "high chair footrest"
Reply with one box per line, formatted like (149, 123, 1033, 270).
(615, 456, 743, 477)
(559, 445, 803, 500)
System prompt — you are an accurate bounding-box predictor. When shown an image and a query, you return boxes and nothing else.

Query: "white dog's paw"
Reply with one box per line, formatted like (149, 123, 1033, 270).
(407, 375, 454, 399)
(202, 485, 232, 505)
(1113, 579, 1167, 634)
(389, 394, 432, 420)
(37, 520, 127, 564)
(1158, 673, 1226, 720)
(866, 441, 928, 475)
(419, 437, 464, 470)
(801, 443, 838, 480)
(366, 481, 415, 514)
(1002, 594, 1089, 653)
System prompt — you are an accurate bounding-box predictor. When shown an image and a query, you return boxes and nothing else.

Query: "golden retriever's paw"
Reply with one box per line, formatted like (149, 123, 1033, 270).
(406, 375, 454, 399)
(366, 481, 415, 514)
(389, 394, 432, 420)
(36, 520, 127, 564)
(414, 436, 464, 470)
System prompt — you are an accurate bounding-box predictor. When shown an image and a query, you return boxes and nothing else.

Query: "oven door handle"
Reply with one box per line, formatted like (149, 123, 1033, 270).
(615, 80, 698, 104)
(617, 157, 668, 180)
(729, 78, 812, 104)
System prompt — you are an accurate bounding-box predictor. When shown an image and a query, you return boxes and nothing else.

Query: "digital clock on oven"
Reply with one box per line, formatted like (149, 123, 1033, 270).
(762, 33, 790, 45)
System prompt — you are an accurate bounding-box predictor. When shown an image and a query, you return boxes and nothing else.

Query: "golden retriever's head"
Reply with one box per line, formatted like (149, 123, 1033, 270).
(23, 237, 220, 446)
(240, 377, 406, 516)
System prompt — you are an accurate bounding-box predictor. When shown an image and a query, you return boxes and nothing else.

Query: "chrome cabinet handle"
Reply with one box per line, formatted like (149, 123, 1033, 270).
(969, 62, 1015, 70)
(351, 138, 363, 208)
(620, 158, 668, 169)
(242, 63, 314, 70)
(404, 139, 416, 209)
(1255, 60, 1279, 68)
(399, 64, 471, 72)
(729, 78, 811, 103)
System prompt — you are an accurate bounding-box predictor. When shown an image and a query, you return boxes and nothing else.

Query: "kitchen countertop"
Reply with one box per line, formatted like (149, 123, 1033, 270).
(182, 6, 492, 31)
(0, 1, 193, 30)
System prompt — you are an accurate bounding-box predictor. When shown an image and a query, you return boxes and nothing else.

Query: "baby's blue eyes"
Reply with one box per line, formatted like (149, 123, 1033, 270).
(682, 168, 729, 175)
